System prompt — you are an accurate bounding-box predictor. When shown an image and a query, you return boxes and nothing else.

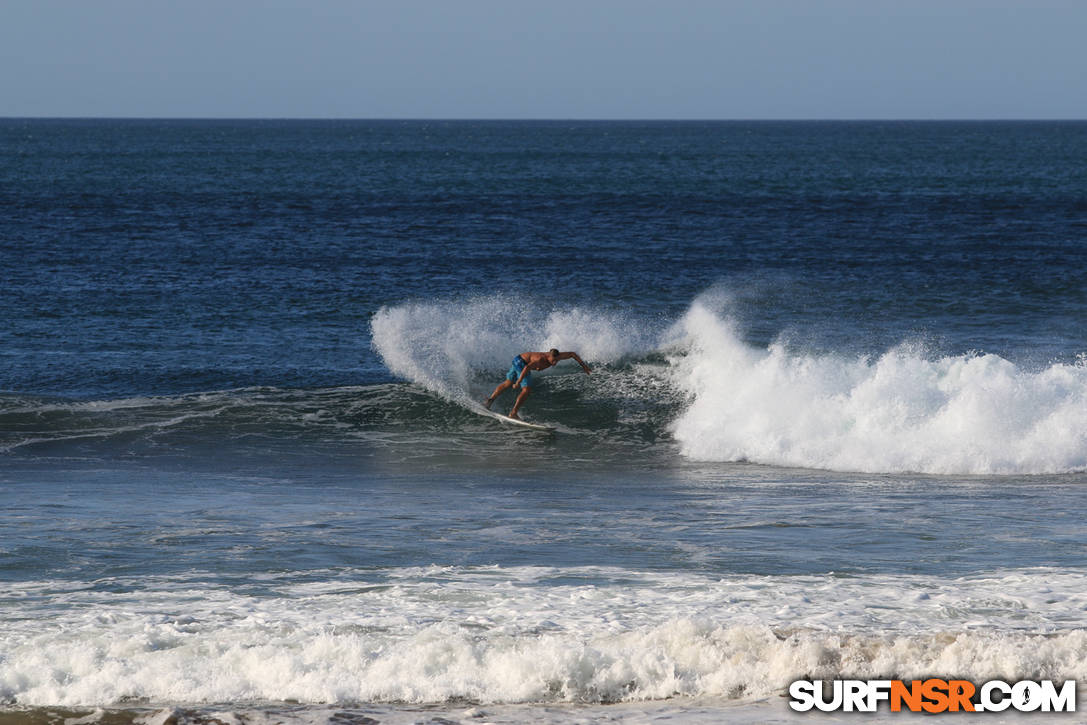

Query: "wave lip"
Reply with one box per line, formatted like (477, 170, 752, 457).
(669, 301, 1087, 475)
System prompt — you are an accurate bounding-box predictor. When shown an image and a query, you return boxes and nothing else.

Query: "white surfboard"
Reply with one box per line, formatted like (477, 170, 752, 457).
(474, 403, 556, 432)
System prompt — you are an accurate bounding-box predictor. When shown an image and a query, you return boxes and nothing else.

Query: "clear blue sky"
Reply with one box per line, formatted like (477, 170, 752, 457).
(2, 0, 1084, 119)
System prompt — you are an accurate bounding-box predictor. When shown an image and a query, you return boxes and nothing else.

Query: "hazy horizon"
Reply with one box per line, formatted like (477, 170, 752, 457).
(4, 116, 1087, 121)
(3, 0, 1086, 120)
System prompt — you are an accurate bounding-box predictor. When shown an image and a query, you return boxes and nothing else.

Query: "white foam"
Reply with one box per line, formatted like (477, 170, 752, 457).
(668, 298, 1087, 475)
(2, 567, 1085, 707)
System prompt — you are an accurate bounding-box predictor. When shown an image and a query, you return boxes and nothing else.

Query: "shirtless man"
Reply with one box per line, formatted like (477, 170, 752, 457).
(484, 348, 591, 420)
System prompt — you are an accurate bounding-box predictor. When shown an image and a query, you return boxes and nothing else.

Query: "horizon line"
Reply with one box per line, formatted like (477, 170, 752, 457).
(3, 116, 1086, 123)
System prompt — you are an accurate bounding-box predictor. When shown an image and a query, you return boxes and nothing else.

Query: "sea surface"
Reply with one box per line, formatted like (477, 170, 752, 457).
(1, 119, 1086, 723)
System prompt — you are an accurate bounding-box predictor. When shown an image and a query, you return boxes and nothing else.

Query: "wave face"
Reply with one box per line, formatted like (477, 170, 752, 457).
(668, 297, 1087, 475)
(3, 567, 1085, 707)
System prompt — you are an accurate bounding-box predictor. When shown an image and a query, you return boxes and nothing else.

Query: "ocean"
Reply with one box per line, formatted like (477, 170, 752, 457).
(1, 119, 1086, 723)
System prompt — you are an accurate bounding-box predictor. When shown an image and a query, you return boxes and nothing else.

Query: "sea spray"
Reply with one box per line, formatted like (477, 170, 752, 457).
(370, 296, 652, 401)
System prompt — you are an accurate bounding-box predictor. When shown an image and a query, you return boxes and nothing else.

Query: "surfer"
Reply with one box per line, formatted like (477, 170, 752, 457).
(484, 349, 591, 420)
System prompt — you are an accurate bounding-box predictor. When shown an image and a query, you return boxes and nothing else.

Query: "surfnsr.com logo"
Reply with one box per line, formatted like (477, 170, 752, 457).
(789, 679, 1076, 713)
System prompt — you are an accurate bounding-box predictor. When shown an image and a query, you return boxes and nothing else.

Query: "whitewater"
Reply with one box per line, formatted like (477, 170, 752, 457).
(5, 567, 1086, 707)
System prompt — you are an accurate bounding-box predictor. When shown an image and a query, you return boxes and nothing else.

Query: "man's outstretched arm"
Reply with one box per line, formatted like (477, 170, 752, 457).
(559, 351, 591, 374)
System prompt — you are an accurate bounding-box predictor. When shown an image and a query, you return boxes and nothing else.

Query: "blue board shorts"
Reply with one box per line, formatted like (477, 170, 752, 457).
(506, 356, 533, 388)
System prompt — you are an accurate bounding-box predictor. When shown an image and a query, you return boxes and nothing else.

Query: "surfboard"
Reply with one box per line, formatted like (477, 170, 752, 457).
(474, 403, 556, 432)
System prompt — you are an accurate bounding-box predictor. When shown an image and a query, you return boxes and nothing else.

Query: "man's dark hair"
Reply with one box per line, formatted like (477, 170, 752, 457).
(549, 348, 560, 357)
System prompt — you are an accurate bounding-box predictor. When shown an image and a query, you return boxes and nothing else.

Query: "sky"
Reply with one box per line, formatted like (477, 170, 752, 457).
(1, 0, 1085, 119)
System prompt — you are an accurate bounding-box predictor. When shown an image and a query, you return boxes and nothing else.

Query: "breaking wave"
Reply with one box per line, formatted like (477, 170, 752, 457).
(667, 296, 1087, 475)
(371, 292, 1087, 475)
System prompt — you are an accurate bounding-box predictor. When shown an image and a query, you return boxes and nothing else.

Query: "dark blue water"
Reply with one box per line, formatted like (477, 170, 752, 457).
(4, 120, 1086, 398)
(1, 120, 1085, 715)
